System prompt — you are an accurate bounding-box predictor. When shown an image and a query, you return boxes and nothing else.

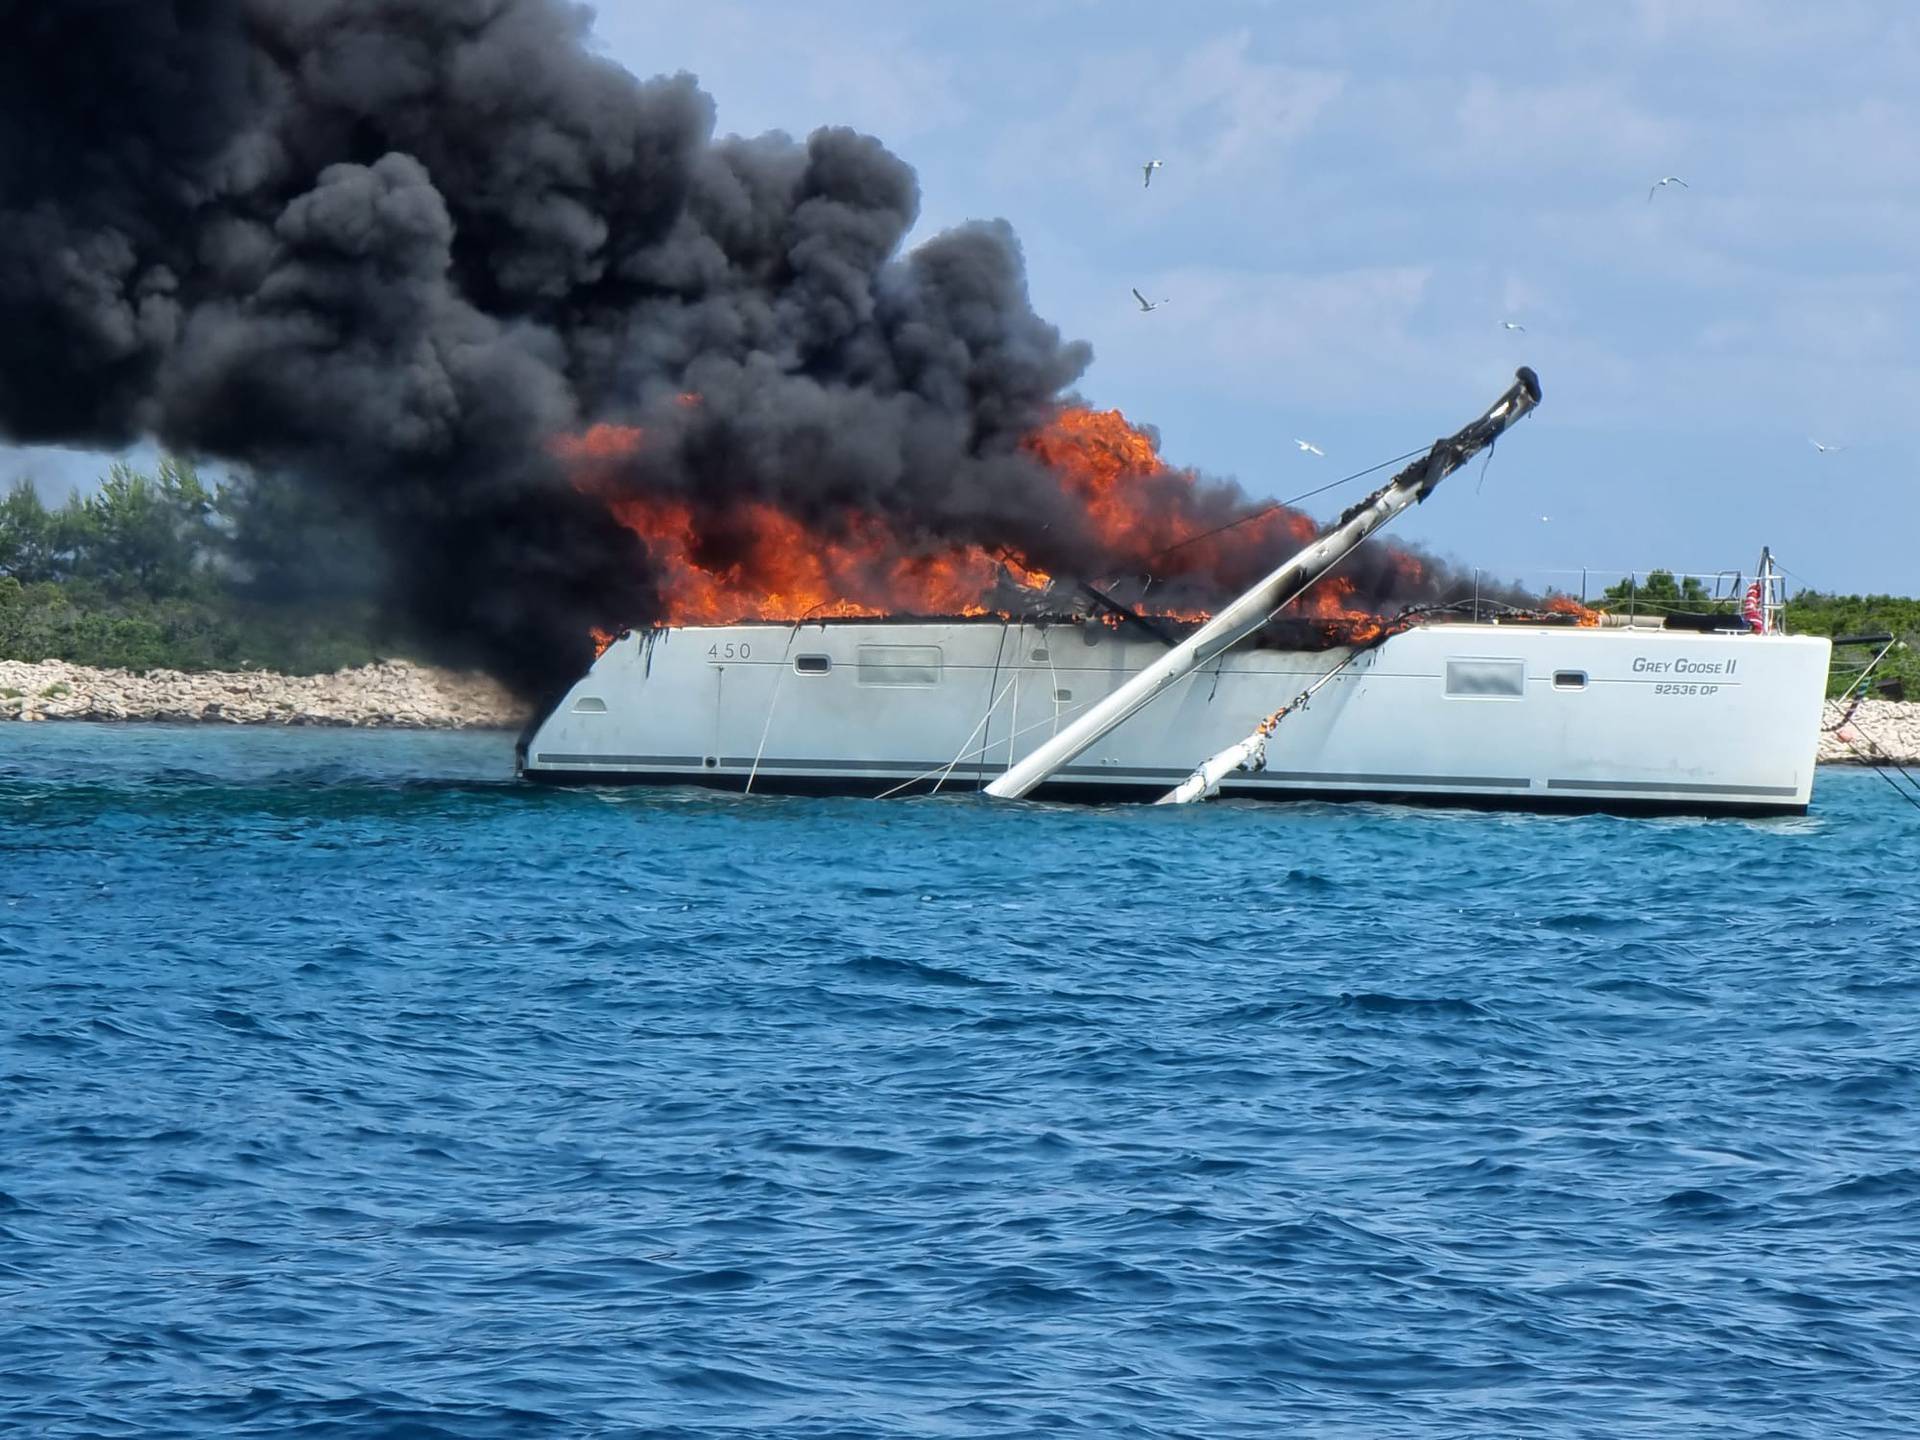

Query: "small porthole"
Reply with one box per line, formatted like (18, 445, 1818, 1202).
(794, 654, 832, 675)
(1054, 688, 1073, 702)
(571, 696, 608, 714)
(1554, 670, 1588, 690)
(703, 756, 718, 769)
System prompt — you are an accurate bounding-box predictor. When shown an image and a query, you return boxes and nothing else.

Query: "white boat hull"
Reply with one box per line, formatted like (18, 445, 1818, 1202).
(518, 619, 1832, 814)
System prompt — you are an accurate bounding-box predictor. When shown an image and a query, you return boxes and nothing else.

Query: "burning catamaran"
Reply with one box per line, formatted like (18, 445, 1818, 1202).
(520, 370, 1832, 814)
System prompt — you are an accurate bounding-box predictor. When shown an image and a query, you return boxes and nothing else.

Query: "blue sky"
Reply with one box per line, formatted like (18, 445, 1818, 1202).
(9, 0, 1916, 595)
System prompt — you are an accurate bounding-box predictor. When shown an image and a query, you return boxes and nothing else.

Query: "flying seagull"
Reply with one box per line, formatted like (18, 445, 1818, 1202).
(1501, 320, 1526, 333)
(1647, 175, 1689, 202)
(1131, 287, 1167, 313)
(1294, 439, 1325, 457)
(1809, 438, 1848, 454)
(1142, 159, 1164, 188)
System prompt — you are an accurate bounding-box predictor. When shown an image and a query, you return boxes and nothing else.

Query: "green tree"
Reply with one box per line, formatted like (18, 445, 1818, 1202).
(0, 482, 99, 584)
(0, 480, 53, 581)
(78, 458, 218, 600)
(214, 467, 382, 603)
(1599, 569, 1717, 612)
(1784, 590, 1920, 699)
(0, 457, 394, 676)
(46, 494, 100, 583)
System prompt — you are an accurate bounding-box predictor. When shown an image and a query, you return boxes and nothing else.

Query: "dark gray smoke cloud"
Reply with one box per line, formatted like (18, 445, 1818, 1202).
(0, 0, 1100, 692)
(1, 0, 1513, 693)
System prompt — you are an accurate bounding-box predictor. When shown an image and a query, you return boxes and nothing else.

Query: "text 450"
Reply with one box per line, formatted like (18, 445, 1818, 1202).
(706, 642, 753, 661)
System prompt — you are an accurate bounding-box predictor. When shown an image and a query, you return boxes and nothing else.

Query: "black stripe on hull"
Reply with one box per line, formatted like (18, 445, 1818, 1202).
(518, 767, 1807, 817)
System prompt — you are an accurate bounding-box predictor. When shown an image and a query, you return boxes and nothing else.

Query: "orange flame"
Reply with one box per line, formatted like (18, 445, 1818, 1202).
(603, 494, 1007, 625)
(1025, 408, 1316, 574)
(554, 423, 645, 464)
(557, 405, 1420, 639)
(1544, 595, 1602, 626)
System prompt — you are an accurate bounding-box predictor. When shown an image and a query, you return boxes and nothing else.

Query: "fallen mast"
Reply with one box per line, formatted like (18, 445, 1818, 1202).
(984, 366, 1544, 801)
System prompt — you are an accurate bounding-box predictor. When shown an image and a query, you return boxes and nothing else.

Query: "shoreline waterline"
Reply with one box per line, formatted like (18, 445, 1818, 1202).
(4, 657, 1917, 766)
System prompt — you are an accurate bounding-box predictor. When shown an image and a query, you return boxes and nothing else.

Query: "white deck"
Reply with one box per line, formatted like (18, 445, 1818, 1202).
(519, 619, 1832, 813)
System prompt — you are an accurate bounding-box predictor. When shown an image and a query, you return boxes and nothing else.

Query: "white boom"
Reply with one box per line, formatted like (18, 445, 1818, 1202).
(1155, 631, 1396, 805)
(1158, 729, 1270, 806)
(985, 367, 1542, 801)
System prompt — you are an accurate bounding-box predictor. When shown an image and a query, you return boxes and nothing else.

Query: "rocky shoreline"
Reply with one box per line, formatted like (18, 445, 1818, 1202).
(1820, 698, 1920, 767)
(3, 658, 1917, 762)
(0, 658, 528, 730)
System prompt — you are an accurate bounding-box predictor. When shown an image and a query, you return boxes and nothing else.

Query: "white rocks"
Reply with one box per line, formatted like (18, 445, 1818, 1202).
(0, 658, 527, 730)
(1820, 698, 1920, 767)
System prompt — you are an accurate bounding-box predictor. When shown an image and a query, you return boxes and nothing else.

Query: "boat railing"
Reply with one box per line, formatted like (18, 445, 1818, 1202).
(1524, 549, 1788, 632)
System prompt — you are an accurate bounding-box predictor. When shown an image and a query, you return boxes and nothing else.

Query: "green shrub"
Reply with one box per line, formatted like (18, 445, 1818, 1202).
(1781, 592, 1920, 700)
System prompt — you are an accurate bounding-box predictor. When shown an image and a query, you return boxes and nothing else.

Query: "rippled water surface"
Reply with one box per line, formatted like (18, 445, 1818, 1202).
(4, 726, 1919, 1437)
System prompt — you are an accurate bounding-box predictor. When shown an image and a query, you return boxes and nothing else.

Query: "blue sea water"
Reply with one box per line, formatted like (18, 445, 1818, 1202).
(3, 726, 1918, 1438)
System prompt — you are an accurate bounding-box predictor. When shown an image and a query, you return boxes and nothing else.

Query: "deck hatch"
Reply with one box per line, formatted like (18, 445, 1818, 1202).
(1445, 657, 1525, 699)
(857, 645, 942, 687)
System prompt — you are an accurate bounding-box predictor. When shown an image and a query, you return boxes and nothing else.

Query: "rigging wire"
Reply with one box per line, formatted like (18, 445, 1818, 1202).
(1843, 738, 1920, 814)
(873, 669, 1023, 801)
(1137, 444, 1428, 569)
(1834, 719, 1920, 806)
(744, 624, 801, 795)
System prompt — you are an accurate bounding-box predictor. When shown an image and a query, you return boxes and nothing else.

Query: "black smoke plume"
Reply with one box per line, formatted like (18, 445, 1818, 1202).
(0, 0, 1100, 691)
(0, 1, 1510, 694)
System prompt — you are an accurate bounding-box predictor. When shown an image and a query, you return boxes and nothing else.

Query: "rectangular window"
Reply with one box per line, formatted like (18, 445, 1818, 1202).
(857, 645, 942, 687)
(1553, 670, 1588, 690)
(1445, 658, 1526, 699)
(794, 655, 832, 675)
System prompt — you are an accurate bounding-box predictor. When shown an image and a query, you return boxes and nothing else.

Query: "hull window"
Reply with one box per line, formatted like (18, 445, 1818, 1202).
(1554, 670, 1588, 690)
(794, 655, 833, 675)
(1445, 658, 1525, 699)
(857, 645, 943, 687)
